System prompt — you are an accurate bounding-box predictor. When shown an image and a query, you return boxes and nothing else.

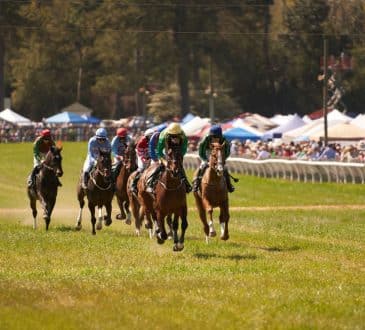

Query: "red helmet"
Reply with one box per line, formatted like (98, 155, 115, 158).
(117, 127, 128, 138)
(41, 129, 51, 138)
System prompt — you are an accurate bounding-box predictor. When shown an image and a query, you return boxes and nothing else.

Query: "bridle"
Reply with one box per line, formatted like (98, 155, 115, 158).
(209, 142, 225, 177)
(91, 152, 112, 190)
(42, 147, 63, 177)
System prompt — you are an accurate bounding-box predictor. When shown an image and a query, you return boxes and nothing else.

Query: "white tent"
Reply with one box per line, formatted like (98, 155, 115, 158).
(310, 122, 365, 141)
(231, 118, 264, 136)
(0, 108, 33, 126)
(182, 116, 210, 136)
(263, 114, 306, 140)
(351, 114, 365, 129)
(270, 114, 294, 126)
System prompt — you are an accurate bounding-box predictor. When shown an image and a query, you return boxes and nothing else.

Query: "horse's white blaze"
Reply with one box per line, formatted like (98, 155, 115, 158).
(220, 222, 225, 235)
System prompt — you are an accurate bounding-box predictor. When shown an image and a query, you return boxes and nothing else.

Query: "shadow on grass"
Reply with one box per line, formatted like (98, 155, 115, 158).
(194, 252, 257, 261)
(258, 245, 301, 252)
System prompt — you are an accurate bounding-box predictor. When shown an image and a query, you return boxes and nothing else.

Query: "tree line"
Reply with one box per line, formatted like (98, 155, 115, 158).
(1, 0, 365, 122)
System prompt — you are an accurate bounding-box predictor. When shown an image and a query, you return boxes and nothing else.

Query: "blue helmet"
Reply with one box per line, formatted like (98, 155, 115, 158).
(96, 128, 107, 138)
(209, 125, 222, 137)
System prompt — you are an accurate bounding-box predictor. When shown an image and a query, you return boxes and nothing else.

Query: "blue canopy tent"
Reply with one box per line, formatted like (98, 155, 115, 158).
(45, 111, 89, 124)
(223, 127, 261, 142)
(81, 114, 101, 124)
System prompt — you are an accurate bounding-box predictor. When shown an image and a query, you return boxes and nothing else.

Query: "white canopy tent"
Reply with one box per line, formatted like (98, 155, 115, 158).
(0, 108, 33, 126)
(310, 122, 365, 141)
(263, 114, 306, 140)
(181, 116, 210, 136)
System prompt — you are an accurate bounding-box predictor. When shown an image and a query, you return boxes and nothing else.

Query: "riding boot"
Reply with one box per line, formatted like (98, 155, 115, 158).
(131, 172, 141, 194)
(27, 166, 41, 188)
(82, 172, 89, 190)
(179, 169, 192, 193)
(146, 165, 162, 193)
(224, 169, 235, 193)
(192, 167, 205, 192)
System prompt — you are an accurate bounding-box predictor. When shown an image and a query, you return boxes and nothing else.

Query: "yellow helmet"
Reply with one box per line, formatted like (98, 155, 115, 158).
(166, 122, 182, 135)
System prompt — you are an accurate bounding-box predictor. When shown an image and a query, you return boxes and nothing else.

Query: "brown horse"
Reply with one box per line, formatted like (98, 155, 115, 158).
(193, 142, 230, 242)
(153, 148, 188, 251)
(115, 141, 137, 224)
(76, 150, 114, 235)
(27, 146, 63, 230)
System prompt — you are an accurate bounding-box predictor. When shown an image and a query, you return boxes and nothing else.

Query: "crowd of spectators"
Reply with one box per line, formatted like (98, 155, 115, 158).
(2, 122, 365, 163)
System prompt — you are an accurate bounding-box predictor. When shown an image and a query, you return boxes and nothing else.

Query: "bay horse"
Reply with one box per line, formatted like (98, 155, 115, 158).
(76, 149, 114, 235)
(153, 147, 188, 251)
(193, 142, 230, 242)
(27, 145, 63, 230)
(115, 141, 137, 224)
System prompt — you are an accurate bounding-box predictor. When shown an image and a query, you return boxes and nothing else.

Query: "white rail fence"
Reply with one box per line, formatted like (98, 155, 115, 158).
(184, 154, 365, 184)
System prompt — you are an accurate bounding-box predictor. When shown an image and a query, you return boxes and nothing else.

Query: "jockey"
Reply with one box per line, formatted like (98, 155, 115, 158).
(146, 122, 192, 193)
(82, 127, 111, 189)
(111, 127, 132, 163)
(192, 124, 235, 193)
(149, 124, 167, 166)
(28, 129, 62, 188)
(130, 128, 154, 194)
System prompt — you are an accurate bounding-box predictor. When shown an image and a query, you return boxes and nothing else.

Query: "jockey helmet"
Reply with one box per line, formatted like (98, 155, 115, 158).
(144, 128, 154, 137)
(96, 128, 107, 138)
(209, 125, 222, 137)
(117, 127, 128, 138)
(166, 122, 182, 135)
(41, 129, 51, 138)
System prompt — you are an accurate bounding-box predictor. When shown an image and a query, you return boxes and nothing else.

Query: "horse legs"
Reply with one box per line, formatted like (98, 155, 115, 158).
(173, 207, 188, 252)
(207, 208, 217, 238)
(28, 193, 38, 230)
(44, 197, 56, 231)
(124, 200, 131, 224)
(155, 211, 168, 244)
(194, 194, 210, 241)
(88, 202, 97, 235)
(219, 201, 230, 241)
(166, 215, 173, 239)
(96, 207, 103, 230)
(116, 195, 126, 220)
(76, 186, 85, 230)
(135, 206, 144, 236)
(104, 202, 112, 226)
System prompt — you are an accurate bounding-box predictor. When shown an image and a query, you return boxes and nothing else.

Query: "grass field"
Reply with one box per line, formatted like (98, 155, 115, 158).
(0, 142, 364, 329)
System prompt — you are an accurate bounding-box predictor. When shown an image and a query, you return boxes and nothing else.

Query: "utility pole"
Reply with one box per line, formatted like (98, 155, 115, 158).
(322, 37, 328, 146)
(208, 56, 215, 122)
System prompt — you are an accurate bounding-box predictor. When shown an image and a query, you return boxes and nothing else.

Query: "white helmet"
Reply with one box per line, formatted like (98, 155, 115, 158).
(144, 128, 154, 137)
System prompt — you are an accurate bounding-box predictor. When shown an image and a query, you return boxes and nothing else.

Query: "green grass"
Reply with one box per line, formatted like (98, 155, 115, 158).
(0, 142, 364, 329)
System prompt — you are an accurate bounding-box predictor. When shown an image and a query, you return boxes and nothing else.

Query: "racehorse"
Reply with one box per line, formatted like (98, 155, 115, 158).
(76, 149, 114, 235)
(126, 161, 155, 237)
(115, 141, 137, 224)
(152, 147, 188, 251)
(27, 145, 63, 230)
(193, 142, 230, 242)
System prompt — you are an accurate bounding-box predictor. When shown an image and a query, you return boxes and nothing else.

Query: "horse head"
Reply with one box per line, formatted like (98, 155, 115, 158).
(166, 147, 182, 178)
(209, 142, 225, 177)
(96, 149, 112, 182)
(125, 141, 137, 172)
(45, 146, 63, 177)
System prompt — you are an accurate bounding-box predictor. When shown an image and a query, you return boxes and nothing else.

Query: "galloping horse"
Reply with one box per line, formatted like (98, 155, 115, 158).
(76, 150, 114, 235)
(115, 141, 137, 224)
(27, 146, 63, 230)
(193, 142, 230, 242)
(153, 147, 188, 251)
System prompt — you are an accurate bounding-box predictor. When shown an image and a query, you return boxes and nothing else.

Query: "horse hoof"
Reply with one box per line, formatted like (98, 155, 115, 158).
(96, 224, 102, 230)
(75, 224, 82, 231)
(157, 237, 165, 245)
(167, 231, 173, 240)
(116, 214, 126, 220)
(92, 231, 96, 235)
(177, 243, 184, 251)
(125, 219, 131, 225)
(105, 219, 112, 226)
(209, 231, 217, 237)
(220, 235, 229, 241)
